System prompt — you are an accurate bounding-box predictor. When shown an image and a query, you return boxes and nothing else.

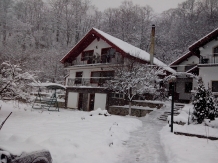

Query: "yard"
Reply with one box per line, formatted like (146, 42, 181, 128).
(0, 100, 218, 163)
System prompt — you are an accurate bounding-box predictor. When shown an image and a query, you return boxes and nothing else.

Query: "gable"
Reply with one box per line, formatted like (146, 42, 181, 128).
(189, 28, 218, 52)
(60, 28, 176, 73)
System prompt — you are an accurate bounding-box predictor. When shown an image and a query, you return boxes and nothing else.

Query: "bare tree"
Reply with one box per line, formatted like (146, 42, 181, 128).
(105, 58, 164, 115)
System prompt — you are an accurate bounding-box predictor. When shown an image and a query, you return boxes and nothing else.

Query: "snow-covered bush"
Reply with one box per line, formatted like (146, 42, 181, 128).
(192, 78, 218, 123)
(206, 88, 217, 120)
(0, 61, 37, 102)
(105, 58, 164, 115)
(192, 78, 207, 124)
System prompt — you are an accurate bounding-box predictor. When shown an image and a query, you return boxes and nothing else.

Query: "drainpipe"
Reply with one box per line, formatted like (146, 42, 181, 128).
(150, 24, 155, 65)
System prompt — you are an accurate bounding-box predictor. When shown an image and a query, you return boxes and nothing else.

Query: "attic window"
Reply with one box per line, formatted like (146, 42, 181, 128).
(213, 46, 218, 56)
(101, 48, 115, 63)
(81, 50, 94, 61)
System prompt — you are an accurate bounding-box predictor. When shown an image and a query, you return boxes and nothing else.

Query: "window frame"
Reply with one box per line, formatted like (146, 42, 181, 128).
(81, 50, 94, 61)
(75, 71, 83, 84)
(212, 81, 218, 92)
(90, 71, 114, 84)
(213, 46, 218, 56)
(101, 47, 115, 63)
(184, 82, 192, 93)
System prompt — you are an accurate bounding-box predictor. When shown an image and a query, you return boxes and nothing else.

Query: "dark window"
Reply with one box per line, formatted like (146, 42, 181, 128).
(90, 72, 101, 83)
(90, 71, 114, 84)
(185, 82, 192, 93)
(75, 72, 83, 84)
(185, 65, 195, 72)
(212, 81, 218, 92)
(214, 46, 218, 56)
(81, 50, 94, 63)
(101, 48, 115, 63)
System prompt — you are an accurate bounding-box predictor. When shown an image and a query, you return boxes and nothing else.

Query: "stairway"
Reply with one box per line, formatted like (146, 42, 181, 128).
(158, 103, 185, 121)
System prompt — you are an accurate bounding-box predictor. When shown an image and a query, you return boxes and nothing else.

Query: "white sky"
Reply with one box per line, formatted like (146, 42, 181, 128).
(90, 0, 187, 13)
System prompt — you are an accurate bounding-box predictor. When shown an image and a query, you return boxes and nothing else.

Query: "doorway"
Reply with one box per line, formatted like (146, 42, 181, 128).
(78, 93, 83, 110)
(89, 94, 95, 111)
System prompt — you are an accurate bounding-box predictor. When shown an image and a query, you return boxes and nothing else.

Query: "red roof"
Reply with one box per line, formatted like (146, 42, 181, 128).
(60, 28, 131, 63)
(170, 51, 193, 66)
(189, 28, 218, 52)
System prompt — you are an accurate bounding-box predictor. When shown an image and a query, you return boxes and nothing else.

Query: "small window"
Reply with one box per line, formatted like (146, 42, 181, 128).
(185, 82, 192, 93)
(90, 72, 101, 83)
(112, 93, 124, 99)
(185, 65, 195, 72)
(81, 50, 94, 61)
(75, 72, 83, 84)
(213, 46, 218, 56)
(212, 81, 218, 92)
(90, 71, 114, 84)
(101, 48, 115, 63)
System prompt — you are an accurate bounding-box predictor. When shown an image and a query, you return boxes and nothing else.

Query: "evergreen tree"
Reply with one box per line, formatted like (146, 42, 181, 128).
(206, 88, 216, 120)
(192, 78, 207, 124)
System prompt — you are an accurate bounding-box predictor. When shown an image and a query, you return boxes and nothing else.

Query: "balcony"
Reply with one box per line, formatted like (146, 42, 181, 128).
(67, 77, 114, 87)
(200, 55, 218, 64)
(64, 54, 124, 68)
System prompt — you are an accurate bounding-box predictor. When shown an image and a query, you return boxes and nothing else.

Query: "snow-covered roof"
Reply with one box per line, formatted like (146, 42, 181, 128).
(29, 82, 66, 89)
(169, 51, 193, 66)
(60, 28, 175, 73)
(93, 28, 175, 73)
(189, 27, 218, 51)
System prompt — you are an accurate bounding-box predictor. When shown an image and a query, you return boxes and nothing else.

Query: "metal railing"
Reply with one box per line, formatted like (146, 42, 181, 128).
(64, 54, 124, 67)
(200, 55, 218, 64)
(67, 77, 114, 87)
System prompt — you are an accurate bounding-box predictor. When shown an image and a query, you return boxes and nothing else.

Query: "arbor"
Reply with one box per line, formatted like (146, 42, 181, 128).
(0, 61, 36, 101)
(106, 58, 163, 115)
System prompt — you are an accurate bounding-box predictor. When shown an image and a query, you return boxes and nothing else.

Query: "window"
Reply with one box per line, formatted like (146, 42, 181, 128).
(101, 48, 115, 63)
(111, 93, 124, 99)
(185, 65, 195, 72)
(81, 50, 94, 63)
(213, 46, 218, 56)
(185, 82, 192, 93)
(90, 71, 114, 84)
(212, 81, 218, 92)
(75, 72, 83, 84)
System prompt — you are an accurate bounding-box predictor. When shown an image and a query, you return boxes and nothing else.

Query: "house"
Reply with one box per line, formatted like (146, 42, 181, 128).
(60, 28, 175, 111)
(170, 27, 218, 102)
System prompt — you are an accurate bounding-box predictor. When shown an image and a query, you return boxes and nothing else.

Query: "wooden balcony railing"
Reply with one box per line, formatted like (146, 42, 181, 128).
(67, 77, 114, 87)
(200, 55, 218, 64)
(64, 54, 124, 67)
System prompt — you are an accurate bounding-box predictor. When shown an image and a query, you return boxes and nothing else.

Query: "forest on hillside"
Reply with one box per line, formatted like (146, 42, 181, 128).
(0, 0, 218, 82)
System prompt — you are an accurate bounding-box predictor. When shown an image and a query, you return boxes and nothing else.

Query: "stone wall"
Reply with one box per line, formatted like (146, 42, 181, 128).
(132, 101, 164, 109)
(108, 106, 153, 117)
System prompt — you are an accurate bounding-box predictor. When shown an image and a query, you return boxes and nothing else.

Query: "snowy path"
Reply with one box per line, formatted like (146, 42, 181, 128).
(119, 107, 169, 163)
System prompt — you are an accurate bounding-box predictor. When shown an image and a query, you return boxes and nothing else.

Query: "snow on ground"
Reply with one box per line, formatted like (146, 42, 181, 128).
(161, 103, 218, 163)
(118, 103, 170, 163)
(0, 101, 142, 163)
(160, 126, 218, 163)
(1, 100, 218, 163)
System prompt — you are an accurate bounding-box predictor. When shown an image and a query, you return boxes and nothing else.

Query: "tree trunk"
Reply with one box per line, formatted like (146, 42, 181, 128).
(129, 101, 132, 115)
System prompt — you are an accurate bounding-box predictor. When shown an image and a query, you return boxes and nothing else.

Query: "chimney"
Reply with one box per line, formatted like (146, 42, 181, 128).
(150, 24, 155, 65)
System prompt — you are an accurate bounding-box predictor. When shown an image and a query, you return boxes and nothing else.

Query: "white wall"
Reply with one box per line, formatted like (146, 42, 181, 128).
(94, 93, 107, 110)
(199, 67, 218, 90)
(199, 39, 218, 57)
(177, 55, 199, 72)
(67, 92, 78, 108)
